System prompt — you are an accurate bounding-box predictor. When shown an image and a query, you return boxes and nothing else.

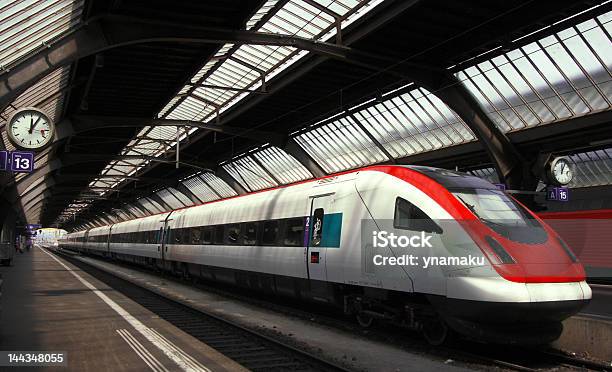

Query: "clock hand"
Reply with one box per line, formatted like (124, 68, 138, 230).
(29, 116, 42, 134)
(29, 117, 34, 134)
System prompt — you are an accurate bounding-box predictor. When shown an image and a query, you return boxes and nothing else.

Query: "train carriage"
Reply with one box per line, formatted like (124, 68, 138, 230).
(59, 165, 591, 345)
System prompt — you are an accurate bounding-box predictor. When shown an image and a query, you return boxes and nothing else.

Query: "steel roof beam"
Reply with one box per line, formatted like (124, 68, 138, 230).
(215, 167, 247, 195)
(283, 138, 326, 178)
(173, 183, 203, 205)
(147, 193, 173, 212)
(66, 115, 286, 147)
(13, 154, 214, 193)
(0, 14, 351, 112)
(413, 72, 528, 190)
(128, 202, 152, 217)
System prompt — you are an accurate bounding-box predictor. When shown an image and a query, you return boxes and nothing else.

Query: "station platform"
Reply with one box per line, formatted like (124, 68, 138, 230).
(72, 252, 612, 365)
(65, 253, 474, 371)
(0, 247, 246, 371)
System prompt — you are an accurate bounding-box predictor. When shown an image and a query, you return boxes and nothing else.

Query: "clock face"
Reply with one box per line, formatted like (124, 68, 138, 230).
(6, 108, 54, 150)
(552, 158, 573, 185)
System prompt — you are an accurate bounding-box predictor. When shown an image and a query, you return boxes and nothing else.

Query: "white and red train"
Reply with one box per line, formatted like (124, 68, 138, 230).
(59, 165, 591, 344)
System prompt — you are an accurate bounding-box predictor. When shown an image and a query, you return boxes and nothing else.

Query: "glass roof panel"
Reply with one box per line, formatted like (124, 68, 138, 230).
(467, 167, 499, 184)
(166, 187, 194, 207)
(138, 197, 163, 214)
(56, 0, 387, 226)
(253, 146, 313, 184)
(568, 147, 612, 188)
(294, 116, 388, 173)
(0, 0, 84, 68)
(222, 156, 278, 192)
(155, 189, 186, 210)
(181, 174, 221, 203)
(456, 9, 611, 132)
(124, 204, 145, 218)
(199, 172, 238, 198)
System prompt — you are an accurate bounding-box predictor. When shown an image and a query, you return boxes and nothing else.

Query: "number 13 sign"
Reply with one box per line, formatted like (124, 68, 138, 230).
(10, 151, 34, 173)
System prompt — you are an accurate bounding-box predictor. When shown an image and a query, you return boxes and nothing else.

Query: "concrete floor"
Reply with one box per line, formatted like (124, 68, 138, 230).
(0, 247, 246, 372)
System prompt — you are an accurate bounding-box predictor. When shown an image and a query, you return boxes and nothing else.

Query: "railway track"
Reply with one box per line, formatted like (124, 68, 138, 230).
(60, 250, 611, 372)
(57, 251, 352, 372)
(448, 346, 611, 372)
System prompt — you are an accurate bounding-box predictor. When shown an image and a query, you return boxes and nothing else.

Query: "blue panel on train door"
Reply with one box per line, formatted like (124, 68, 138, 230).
(308, 213, 342, 248)
(320, 213, 342, 248)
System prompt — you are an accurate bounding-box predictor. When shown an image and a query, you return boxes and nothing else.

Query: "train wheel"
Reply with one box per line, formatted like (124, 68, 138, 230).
(422, 319, 449, 346)
(356, 312, 374, 328)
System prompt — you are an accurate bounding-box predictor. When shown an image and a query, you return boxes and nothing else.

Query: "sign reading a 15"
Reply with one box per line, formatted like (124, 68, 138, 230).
(10, 151, 34, 173)
(546, 186, 570, 202)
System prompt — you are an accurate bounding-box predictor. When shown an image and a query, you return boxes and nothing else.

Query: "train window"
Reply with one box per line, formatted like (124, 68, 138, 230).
(394, 197, 442, 234)
(283, 218, 305, 246)
(213, 225, 225, 245)
(243, 222, 258, 245)
(174, 228, 182, 244)
(202, 227, 213, 244)
(191, 227, 201, 244)
(262, 220, 279, 245)
(226, 224, 241, 245)
(452, 188, 546, 244)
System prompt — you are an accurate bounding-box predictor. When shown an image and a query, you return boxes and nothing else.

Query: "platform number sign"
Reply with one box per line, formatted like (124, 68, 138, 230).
(546, 186, 569, 202)
(0, 150, 7, 171)
(10, 151, 34, 173)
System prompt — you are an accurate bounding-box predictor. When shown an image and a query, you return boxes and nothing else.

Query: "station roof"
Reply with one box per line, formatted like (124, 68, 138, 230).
(0, 0, 610, 229)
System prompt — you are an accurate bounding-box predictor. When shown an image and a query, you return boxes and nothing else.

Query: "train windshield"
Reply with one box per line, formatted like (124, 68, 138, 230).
(452, 188, 547, 244)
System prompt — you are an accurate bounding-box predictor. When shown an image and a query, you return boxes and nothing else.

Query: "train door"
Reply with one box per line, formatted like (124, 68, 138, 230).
(306, 193, 334, 281)
(158, 214, 174, 264)
(106, 224, 114, 257)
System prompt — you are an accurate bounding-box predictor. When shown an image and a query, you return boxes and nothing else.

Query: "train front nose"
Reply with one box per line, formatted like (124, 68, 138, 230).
(431, 277, 591, 344)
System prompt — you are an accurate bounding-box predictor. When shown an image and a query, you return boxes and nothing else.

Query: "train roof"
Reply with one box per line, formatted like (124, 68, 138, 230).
(404, 166, 498, 191)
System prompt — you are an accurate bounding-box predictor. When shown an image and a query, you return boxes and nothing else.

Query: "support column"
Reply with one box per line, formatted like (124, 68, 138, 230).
(148, 193, 174, 212)
(413, 72, 533, 191)
(284, 138, 327, 178)
(174, 183, 203, 205)
(215, 167, 247, 195)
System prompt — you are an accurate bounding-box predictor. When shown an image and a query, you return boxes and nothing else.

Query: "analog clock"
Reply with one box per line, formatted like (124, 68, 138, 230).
(548, 156, 573, 186)
(6, 107, 54, 151)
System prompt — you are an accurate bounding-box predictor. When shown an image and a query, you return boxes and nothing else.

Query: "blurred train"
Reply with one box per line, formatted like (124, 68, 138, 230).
(59, 165, 591, 345)
(538, 209, 612, 282)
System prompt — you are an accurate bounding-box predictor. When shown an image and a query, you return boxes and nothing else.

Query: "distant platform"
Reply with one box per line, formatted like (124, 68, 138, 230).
(0, 247, 246, 371)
